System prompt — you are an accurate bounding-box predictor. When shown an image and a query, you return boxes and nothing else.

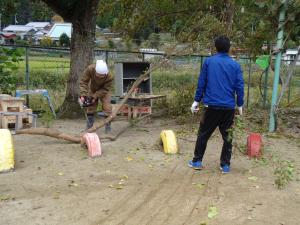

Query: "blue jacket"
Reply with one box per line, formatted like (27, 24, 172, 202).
(194, 53, 244, 109)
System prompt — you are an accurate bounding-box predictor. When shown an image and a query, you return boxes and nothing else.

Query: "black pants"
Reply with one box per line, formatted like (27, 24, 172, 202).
(193, 107, 235, 166)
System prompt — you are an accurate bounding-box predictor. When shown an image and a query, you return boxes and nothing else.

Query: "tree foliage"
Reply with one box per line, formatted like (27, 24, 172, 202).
(59, 33, 70, 47)
(0, 0, 54, 26)
(0, 47, 23, 95)
(101, 0, 300, 55)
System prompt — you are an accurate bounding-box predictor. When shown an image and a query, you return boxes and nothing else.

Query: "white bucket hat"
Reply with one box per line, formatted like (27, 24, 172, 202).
(95, 60, 109, 75)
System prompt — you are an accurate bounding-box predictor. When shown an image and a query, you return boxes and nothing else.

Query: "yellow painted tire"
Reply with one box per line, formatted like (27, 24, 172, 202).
(0, 129, 15, 173)
(160, 130, 178, 154)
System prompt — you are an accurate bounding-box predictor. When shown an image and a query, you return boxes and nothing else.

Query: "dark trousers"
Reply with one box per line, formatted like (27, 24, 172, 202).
(193, 107, 235, 166)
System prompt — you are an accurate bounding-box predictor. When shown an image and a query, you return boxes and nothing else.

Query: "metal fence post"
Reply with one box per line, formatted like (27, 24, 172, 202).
(269, 1, 287, 132)
(142, 52, 145, 62)
(105, 50, 108, 63)
(246, 58, 251, 108)
(25, 46, 30, 107)
(200, 56, 204, 70)
(263, 67, 269, 108)
(287, 75, 292, 104)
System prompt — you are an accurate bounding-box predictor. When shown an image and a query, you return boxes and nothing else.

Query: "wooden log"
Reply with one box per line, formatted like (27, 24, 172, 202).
(16, 128, 82, 143)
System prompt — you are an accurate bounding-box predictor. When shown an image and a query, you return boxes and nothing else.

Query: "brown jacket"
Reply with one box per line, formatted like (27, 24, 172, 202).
(80, 64, 113, 99)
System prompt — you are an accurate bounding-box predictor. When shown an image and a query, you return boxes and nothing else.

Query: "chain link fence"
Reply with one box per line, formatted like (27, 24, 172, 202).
(2, 45, 300, 110)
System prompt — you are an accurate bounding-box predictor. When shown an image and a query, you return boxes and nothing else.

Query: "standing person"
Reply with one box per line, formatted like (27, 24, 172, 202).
(189, 36, 244, 173)
(79, 60, 113, 132)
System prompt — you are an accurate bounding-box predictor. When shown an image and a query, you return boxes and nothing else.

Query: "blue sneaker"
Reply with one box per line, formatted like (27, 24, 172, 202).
(188, 160, 203, 170)
(220, 165, 230, 174)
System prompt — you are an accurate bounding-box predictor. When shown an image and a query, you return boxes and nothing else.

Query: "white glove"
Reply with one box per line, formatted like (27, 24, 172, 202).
(190, 101, 199, 113)
(238, 106, 243, 116)
(78, 97, 84, 107)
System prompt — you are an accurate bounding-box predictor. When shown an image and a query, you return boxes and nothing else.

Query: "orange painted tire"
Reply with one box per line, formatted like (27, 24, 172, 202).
(82, 133, 102, 157)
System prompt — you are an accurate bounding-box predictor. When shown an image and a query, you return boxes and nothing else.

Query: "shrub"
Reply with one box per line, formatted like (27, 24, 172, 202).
(152, 69, 199, 122)
(152, 70, 197, 92)
(166, 83, 196, 116)
(108, 39, 115, 49)
(40, 36, 53, 48)
(16, 70, 68, 90)
(15, 39, 30, 46)
(59, 33, 70, 47)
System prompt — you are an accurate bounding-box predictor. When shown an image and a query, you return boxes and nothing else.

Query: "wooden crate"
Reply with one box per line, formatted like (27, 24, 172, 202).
(0, 98, 24, 112)
(112, 104, 131, 114)
(112, 104, 132, 119)
(1, 115, 23, 129)
(22, 108, 33, 124)
(131, 106, 152, 118)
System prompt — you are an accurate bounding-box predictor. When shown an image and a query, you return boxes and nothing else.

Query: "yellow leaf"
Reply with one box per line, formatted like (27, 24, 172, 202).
(248, 176, 258, 181)
(126, 156, 134, 161)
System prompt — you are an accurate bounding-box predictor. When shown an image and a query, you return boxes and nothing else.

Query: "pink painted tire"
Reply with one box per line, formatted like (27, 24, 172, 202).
(82, 133, 102, 157)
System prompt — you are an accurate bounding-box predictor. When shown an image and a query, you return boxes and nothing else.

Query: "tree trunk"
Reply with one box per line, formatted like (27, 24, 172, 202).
(223, 0, 234, 35)
(58, 1, 99, 118)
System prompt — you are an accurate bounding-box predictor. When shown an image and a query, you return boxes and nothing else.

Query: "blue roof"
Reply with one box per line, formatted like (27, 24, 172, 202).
(48, 23, 72, 39)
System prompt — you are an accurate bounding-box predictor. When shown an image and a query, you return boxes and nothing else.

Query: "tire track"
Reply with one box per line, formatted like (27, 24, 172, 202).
(158, 169, 198, 225)
(92, 164, 178, 225)
(139, 167, 195, 225)
(181, 170, 222, 225)
(115, 164, 187, 225)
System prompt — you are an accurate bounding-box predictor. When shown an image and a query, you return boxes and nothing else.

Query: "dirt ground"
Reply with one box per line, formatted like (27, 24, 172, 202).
(1, 118, 300, 225)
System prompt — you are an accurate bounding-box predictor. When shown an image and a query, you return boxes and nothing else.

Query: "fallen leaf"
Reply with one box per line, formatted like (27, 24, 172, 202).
(69, 181, 79, 187)
(0, 196, 11, 201)
(58, 172, 64, 176)
(195, 183, 206, 190)
(115, 185, 124, 190)
(208, 206, 218, 219)
(139, 156, 145, 161)
(126, 156, 134, 161)
(248, 176, 258, 181)
(118, 179, 125, 185)
(123, 175, 129, 179)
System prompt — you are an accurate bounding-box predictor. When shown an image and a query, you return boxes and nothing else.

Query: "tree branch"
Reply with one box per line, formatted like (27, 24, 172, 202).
(40, 0, 76, 21)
